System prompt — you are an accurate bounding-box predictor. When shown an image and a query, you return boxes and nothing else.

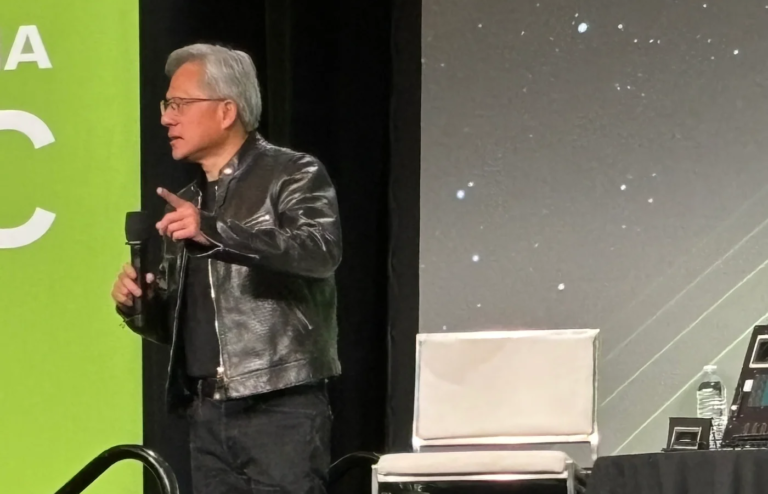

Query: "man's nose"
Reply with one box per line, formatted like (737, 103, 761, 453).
(160, 112, 175, 127)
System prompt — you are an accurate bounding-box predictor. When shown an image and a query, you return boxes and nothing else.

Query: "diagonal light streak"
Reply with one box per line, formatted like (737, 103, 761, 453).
(605, 214, 768, 361)
(600, 184, 768, 332)
(611, 311, 768, 455)
(601, 256, 768, 407)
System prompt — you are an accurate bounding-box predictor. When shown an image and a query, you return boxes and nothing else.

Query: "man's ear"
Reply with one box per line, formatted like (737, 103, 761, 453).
(221, 100, 239, 129)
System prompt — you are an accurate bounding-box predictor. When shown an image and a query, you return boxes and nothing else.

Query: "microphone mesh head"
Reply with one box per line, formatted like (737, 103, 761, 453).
(125, 211, 151, 242)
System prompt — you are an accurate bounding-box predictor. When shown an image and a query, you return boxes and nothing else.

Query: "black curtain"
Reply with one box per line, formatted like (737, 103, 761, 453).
(139, 1, 394, 493)
(387, 0, 421, 454)
(267, 2, 391, 493)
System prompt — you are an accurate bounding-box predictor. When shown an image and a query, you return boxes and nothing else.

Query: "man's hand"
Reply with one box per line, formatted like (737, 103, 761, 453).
(156, 188, 211, 245)
(112, 263, 155, 308)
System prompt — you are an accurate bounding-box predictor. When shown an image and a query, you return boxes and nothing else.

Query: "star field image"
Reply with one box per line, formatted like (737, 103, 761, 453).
(420, 0, 768, 456)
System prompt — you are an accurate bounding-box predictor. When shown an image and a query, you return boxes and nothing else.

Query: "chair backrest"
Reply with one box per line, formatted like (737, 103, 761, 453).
(412, 329, 599, 452)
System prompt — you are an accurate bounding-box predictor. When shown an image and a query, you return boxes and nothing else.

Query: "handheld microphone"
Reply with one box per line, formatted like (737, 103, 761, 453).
(125, 211, 151, 328)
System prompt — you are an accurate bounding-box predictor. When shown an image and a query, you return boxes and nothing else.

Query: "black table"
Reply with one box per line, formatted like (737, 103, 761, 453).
(589, 449, 768, 494)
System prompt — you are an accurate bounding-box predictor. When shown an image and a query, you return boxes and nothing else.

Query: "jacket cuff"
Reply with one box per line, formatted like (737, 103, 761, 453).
(200, 211, 224, 246)
(116, 304, 144, 330)
(191, 211, 224, 257)
(116, 304, 136, 320)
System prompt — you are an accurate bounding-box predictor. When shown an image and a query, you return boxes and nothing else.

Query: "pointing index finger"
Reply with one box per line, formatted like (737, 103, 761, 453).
(157, 187, 187, 209)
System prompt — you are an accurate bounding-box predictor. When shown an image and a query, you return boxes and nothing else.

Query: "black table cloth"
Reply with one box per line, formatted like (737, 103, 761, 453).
(589, 449, 768, 494)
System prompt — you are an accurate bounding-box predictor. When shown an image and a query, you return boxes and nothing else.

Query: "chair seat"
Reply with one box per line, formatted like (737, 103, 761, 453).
(376, 450, 572, 477)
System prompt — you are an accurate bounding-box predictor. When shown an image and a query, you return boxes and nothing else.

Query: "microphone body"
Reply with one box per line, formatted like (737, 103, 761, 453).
(125, 212, 151, 328)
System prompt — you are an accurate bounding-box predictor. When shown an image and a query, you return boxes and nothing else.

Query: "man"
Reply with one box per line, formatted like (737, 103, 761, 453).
(110, 43, 342, 494)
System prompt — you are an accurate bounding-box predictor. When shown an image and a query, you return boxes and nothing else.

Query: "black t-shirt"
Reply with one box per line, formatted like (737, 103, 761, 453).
(181, 180, 221, 378)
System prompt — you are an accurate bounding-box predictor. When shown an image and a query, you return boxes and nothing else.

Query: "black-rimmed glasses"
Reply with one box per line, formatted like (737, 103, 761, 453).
(160, 97, 227, 115)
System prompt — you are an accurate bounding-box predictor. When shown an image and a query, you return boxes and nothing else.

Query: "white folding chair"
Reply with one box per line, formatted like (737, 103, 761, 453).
(373, 329, 599, 494)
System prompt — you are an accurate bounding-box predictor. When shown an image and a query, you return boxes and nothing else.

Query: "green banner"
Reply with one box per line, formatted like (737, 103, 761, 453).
(0, 2, 142, 493)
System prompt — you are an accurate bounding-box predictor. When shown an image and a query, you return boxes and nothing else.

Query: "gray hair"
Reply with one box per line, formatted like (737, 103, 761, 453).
(166, 44, 262, 131)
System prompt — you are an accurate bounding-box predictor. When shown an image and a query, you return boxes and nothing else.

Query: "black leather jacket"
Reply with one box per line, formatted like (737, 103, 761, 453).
(120, 133, 342, 410)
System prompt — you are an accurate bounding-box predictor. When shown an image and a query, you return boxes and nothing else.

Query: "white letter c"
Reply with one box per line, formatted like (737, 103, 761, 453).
(0, 110, 56, 249)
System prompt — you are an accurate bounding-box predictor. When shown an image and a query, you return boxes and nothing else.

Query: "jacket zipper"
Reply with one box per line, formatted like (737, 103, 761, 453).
(208, 259, 225, 381)
(168, 249, 188, 378)
(205, 184, 225, 383)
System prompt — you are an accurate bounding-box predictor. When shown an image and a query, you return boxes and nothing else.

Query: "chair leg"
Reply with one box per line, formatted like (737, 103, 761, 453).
(371, 467, 379, 494)
(566, 464, 576, 494)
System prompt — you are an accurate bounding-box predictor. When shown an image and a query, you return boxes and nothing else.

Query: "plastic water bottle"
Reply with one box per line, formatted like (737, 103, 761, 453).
(696, 365, 728, 448)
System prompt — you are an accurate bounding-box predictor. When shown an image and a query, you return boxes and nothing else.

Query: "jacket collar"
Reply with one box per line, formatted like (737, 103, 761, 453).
(192, 131, 265, 209)
(219, 131, 264, 178)
(192, 131, 264, 191)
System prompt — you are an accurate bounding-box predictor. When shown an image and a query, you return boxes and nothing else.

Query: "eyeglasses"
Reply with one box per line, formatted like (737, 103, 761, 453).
(160, 97, 226, 116)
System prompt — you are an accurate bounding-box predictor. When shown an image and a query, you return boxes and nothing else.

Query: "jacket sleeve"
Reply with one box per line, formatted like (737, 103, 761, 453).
(116, 247, 173, 346)
(193, 155, 342, 278)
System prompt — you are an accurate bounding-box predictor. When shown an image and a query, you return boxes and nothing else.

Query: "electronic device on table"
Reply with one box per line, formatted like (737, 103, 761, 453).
(664, 417, 712, 452)
(722, 325, 768, 449)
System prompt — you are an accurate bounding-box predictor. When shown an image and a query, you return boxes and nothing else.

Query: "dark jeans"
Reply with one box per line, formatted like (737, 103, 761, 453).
(188, 382, 332, 494)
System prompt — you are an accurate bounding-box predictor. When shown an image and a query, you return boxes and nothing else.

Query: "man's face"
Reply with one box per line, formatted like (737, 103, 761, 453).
(161, 62, 227, 162)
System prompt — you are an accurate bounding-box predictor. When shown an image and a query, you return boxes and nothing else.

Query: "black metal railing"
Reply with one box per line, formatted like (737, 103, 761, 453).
(54, 445, 178, 494)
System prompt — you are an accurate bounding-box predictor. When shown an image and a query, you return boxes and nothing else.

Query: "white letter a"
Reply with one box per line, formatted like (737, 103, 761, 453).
(5, 26, 52, 70)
